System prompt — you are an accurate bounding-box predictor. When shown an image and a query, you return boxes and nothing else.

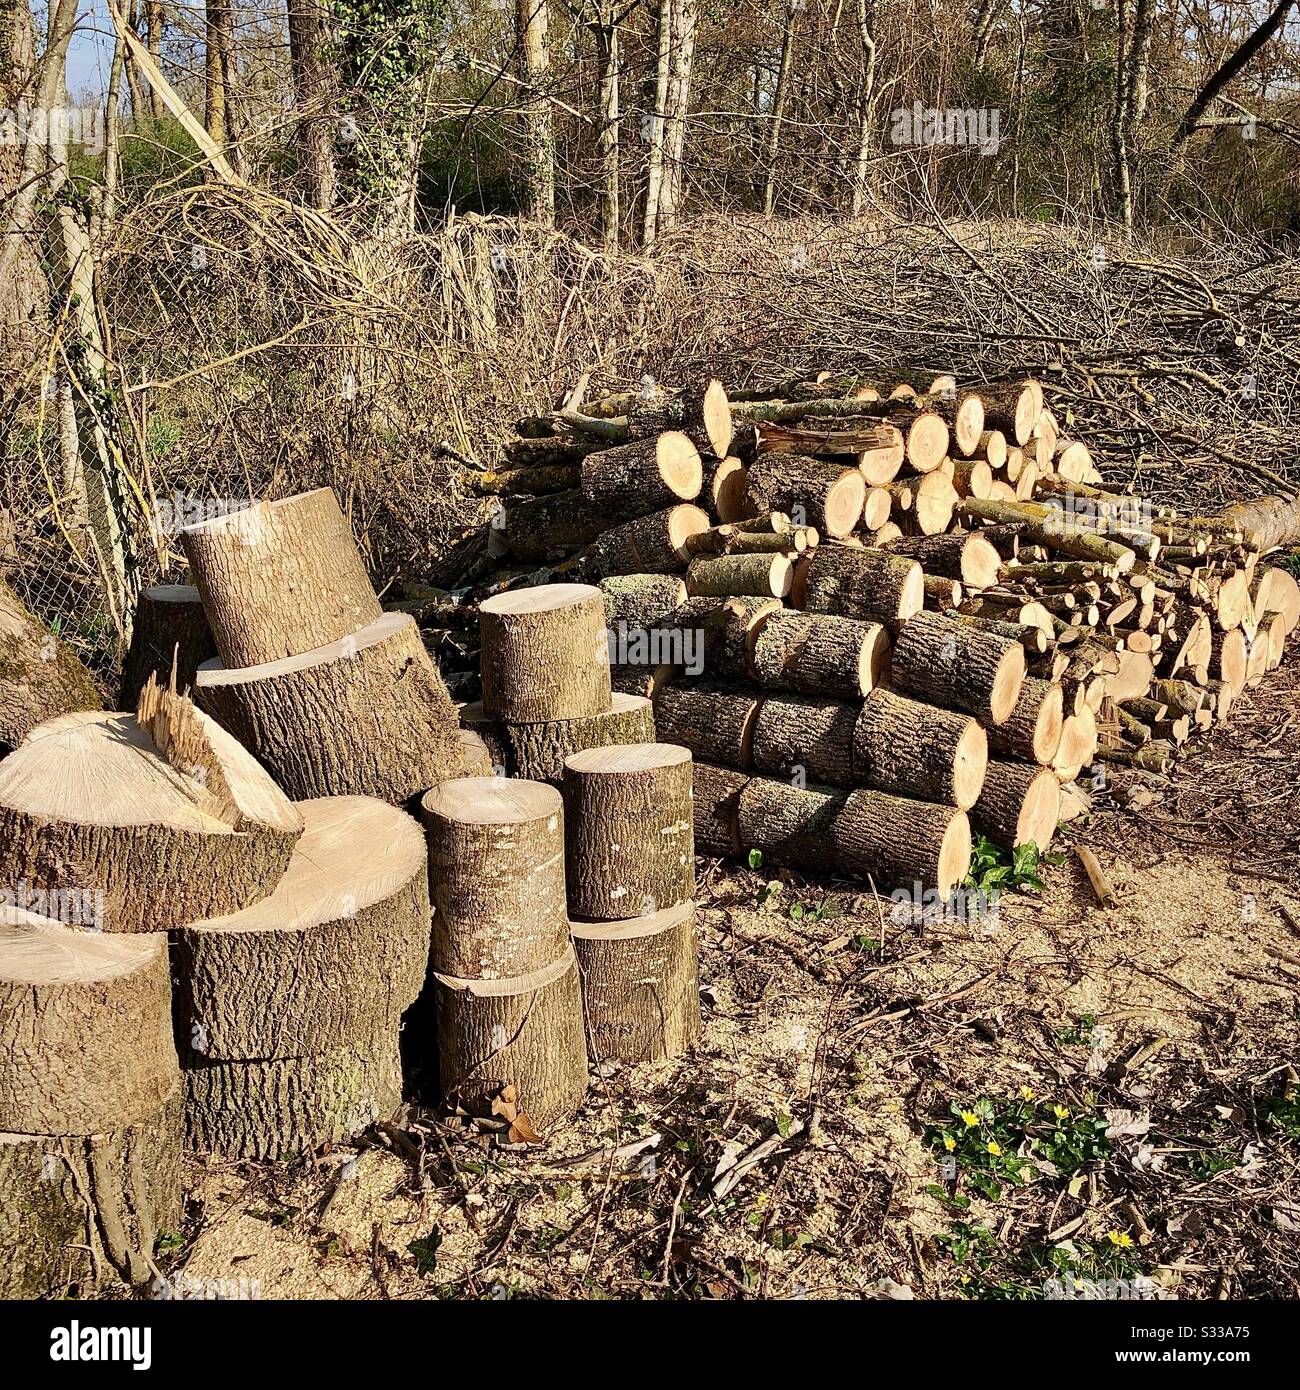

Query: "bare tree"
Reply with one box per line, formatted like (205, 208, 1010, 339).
(658, 0, 697, 233)
(146, 0, 165, 119)
(763, 0, 800, 217)
(850, 0, 880, 216)
(287, 0, 337, 210)
(642, 0, 672, 247)
(517, 0, 555, 224)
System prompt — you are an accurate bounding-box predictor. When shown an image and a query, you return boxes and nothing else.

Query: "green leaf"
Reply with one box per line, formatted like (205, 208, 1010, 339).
(747, 848, 764, 870)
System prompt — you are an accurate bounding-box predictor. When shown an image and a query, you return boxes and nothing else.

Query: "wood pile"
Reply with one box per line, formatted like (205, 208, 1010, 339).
(429, 372, 1299, 892)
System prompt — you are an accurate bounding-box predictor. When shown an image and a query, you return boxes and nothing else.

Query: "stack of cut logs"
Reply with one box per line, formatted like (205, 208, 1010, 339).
(433, 371, 1299, 887)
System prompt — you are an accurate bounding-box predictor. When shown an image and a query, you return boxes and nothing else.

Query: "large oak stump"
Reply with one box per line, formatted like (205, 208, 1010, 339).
(752, 610, 891, 699)
(832, 789, 972, 899)
(195, 611, 462, 803)
(479, 583, 612, 723)
(421, 778, 569, 980)
(433, 946, 588, 1134)
(181, 488, 382, 669)
(0, 910, 179, 1135)
(737, 777, 848, 870)
(580, 431, 703, 520)
(117, 584, 217, 710)
(852, 689, 988, 810)
(743, 454, 866, 539)
(562, 743, 694, 921)
(752, 694, 858, 787)
(0, 711, 303, 932)
(691, 762, 750, 856)
(173, 797, 430, 1060)
(0, 1087, 182, 1297)
(572, 903, 700, 1064)
(587, 504, 711, 577)
(653, 683, 764, 768)
(183, 1033, 403, 1161)
(0, 576, 101, 756)
(890, 612, 1026, 725)
(970, 760, 1060, 851)
(457, 693, 655, 785)
(800, 543, 925, 622)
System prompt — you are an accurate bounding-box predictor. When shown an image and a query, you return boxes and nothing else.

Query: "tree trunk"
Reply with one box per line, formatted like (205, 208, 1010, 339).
(850, 0, 879, 216)
(752, 693, 857, 787)
(641, 0, 672, 248)
(517, 0, 555, 224)
(658, 0, 697, 234)
(146, 0, 165, 119)
(196, 613, 462, 803)
(744, 454, 865, 538)
(762, 1, 799, 217)
(599, 574, 688, 629)
(287, 0, 337, 209)
(572, 903, 699, 1063)
(204, 0, 229, 146)
(117, 584, 216, 709)
(563, 743, 694, 920)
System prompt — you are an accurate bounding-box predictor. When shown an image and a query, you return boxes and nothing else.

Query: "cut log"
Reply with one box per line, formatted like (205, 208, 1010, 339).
(703, 456, 749, 522)
(800, 544, 925, 622)
(1210, 626, 1248, 692)
(118, 584, 216, 709)
(751, 610, 891, 700)
(183, 1032, 403, 1161)
(907, 470, 960, 535)
(480, 583, 612, 723)
(181, 488, 383, 669)
(173, 797, 430, 1060)
(498, 489, 608, 563)
(195, 612, 462, 803)
(626, 379, 733, 459)
(0, 576, 102, 756)
(971, 430, 1008, 469)
(572, 903, 700, 1063)
(686, 553, 794, 599)
(901, 412, 950, 472)
(459, 728, 496, 777)
(929, 390, 985, 457)
(743, 454, 866, 539)
(1204, 494, 1300, 552)
(580, 431, 703, 520)
(862, 486, 893, 530)
(563, 743, 694, 921)
(1252, 566, 1300, 634)
(653, 684, 764, 768)
(852, 690, 988, 810)
(586, 504, 711, 576)
(691, 762, 750, 856)
(0, 911, 179, 1135)
(981, 382, 1043, 445)
(669, 595, 778, 678)
(883, 532, 1001, 589)
(421, 778, 569, 979)
(970, 760, 1060, 851)
(433, 946, 588, 1134)
(890, 612, 1026, 725)
(832, 789, 972, 899)
(738, 777, 848, 870)
(461, 692, 656, 785)
(985, 677, 1065, 765)
(949, 457, 994, 499)
(0, 710, 303, 933)
(752, 694, 857, 787)
(0, 1087, 181, 1297)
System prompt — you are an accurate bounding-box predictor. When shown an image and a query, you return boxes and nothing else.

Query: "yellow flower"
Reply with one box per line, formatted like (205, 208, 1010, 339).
(943, 1134, 956, 1152)
(987, 1141, 1003, 1156)
(753, 1192, 770, 1210)
(960, 1110, 979, 1128)
(1019, 1086, 1035, 1101)
(1107, 1230, 1134, 1248)
(1052, 1104, 1070, 1120)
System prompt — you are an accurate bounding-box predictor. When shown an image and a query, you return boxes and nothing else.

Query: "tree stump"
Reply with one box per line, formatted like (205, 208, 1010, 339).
(563, 743, 694, 920)
(183, 1033, 403, 1161)
(0, 576, 101, 757)
(971, 760, 1061, 851)
(692, 762, 750, 856)
(653, 684, 765, 768)
(752, 610, 891, 699)
(195, 612, 462, 803)
(181, 487, 382, 668)
(0, 711, 303, 932)
(0, 910, 179, 1136)
(832, 789, 972, 899)
(0, 1087, 182, 1297)
(800, 543, 925, 621)
(173, 797, 430, 1060)
(890, 612, 1026, 725)
(852, 689, 988, 810)
(479, 583, 612, 723)
(572, 903, 700, 1063)
(117, 584, 216, 710)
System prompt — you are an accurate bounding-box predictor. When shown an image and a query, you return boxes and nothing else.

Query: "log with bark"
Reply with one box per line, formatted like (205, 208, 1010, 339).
(691, 762, 750, 855)
(686, 552, 794, 599)
(970, 759, 1061, 850)
(653, 683, 765, 768)
(832, 788, 973, 899)
(890, 612, 1026, 725)
(743, 454, 866, 538)
(497, 489, 608, 563)
(751, 609, 891, 700)
(181, 488, 382, 668)
(599, 574, 688, 629)
(752, 694, 858, 787)
(852, 689, 988, 810)
(738, 777, 849, 870)
(117, 584, 216, 709)
(585, 504, 711, 577)
(580, 431, 703, 520)
(984, 676, 1065, 765)
(799, 543, 925, 622)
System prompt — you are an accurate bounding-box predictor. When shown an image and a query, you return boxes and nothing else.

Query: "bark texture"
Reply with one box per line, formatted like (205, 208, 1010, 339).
(832, 788, 972, 898)
(562, 743, 694, 920)
(0, 1088, 182, 1297)
(587, 504, 711, 576)
(479, 583, 612, 722)
(183, 1033, 403, 1161)
(572, 904, 700, 1063)
(801, 543, 923, 621)
(970, 759, 1060, 851)
(752, 694, 858, 787)
(737, 777, 848, 869)
(852, 689, 988, 810)
(117, 584, 217, 709)
(195, 612, 462, 803)
(599, 574, 688, 629)
(181, 488, 383, 669)
(691, 761, 749, 855)
(653, 683, 764, 767)
(580, 432, 702, 520)
(752, 609, 890, 699)
(500, 489, 607, 562)
(985, 677, 1065, 765)
(890, 611, 1026, 724)
(744, 453, 865, 538)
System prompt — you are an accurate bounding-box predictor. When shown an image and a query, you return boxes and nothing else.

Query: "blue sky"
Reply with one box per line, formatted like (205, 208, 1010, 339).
(64, 1, 119, 101)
